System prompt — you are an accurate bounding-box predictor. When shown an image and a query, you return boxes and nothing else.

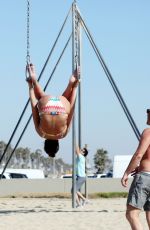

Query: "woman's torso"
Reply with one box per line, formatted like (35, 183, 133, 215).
(37, 95, 70, 139)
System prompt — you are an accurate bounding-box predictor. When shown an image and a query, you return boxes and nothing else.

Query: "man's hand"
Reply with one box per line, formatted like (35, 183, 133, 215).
(121, 173, 128, 187)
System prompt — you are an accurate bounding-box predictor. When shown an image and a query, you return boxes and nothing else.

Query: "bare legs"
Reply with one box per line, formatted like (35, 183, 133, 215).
(62, 73, 80, 129)
(76, 191, 86, 203)
(27, 64, 46, 100)
(62, 73, 80, 103)
(27, 64, 80, 102)
(75, 191, 86, 207)
(126, 205, 143, 230)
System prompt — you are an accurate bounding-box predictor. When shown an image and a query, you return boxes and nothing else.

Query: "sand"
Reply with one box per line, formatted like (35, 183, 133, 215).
(0, 198, 148, 230)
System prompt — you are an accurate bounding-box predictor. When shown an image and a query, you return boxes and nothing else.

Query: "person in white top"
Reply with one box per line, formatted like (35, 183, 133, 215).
(75, 145, 89, 207)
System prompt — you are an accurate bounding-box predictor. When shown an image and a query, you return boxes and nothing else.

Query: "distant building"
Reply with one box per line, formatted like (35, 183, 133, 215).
(113, 155, 132, 178)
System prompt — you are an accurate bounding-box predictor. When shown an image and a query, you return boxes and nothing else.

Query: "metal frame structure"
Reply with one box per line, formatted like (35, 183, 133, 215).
(71, 1, 76, 209)
(0, 1, 141, 209)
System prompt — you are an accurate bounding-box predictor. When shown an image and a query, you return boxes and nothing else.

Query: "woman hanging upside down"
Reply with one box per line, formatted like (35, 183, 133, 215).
(27, 64, 80, 158)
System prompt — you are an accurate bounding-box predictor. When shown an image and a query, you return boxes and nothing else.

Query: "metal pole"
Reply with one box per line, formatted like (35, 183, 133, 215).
(78, 20, 82, 148)
(84, 144, 88, 198)
(72, 2, 76, 209)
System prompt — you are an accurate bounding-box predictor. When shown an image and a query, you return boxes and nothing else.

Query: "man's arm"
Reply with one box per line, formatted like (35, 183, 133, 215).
(76, 145, 81, 156)
(121, 128, 150, 187)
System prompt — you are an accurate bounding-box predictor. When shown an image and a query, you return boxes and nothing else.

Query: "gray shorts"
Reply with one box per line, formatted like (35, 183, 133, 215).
(127, 172, 150, 211)
(76, 176, 86, 191)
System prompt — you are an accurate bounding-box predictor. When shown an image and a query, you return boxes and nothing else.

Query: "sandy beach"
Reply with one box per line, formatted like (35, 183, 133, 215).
(0, 197, 148, 230)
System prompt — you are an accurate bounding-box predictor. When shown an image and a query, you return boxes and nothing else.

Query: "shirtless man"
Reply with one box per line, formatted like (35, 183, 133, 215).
(121, 109, 150, 230)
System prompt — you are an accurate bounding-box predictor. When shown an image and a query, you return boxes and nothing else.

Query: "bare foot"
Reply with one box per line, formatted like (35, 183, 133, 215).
(26, 64, 37, 83)
(69, 67, 80, 86)
(69, 75, 80, 88)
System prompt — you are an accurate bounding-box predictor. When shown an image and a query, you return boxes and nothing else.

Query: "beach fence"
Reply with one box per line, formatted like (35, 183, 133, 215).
(0, 178, 132, 197)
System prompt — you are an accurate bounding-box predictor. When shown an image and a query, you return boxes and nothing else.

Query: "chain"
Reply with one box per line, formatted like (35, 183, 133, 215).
(74, 3, 79, 68)
(26, 0, 30, 64)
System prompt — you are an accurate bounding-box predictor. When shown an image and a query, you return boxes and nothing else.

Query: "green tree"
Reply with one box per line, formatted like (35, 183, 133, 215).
(21, 147, 30, 168)
(15, 147, 23, 168)
(14, 147, 29, 168)
(30, 152, 36, 169)
(0, 141, 6, 165)
(34, 149, 42, 169)
(93, 148, 112, 173)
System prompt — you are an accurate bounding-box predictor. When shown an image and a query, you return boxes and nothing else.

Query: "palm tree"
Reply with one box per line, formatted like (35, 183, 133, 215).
(35, 149, 42, 169)
(30, 152, 36, 169)
(0, 141, 15, 168)
(0, 141, 5, 164)
(21, 147, 30, 168)
(15, 147, 25, 168)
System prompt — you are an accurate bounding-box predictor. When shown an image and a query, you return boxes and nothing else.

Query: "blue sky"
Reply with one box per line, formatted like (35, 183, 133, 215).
(0, 0, 150, 165)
